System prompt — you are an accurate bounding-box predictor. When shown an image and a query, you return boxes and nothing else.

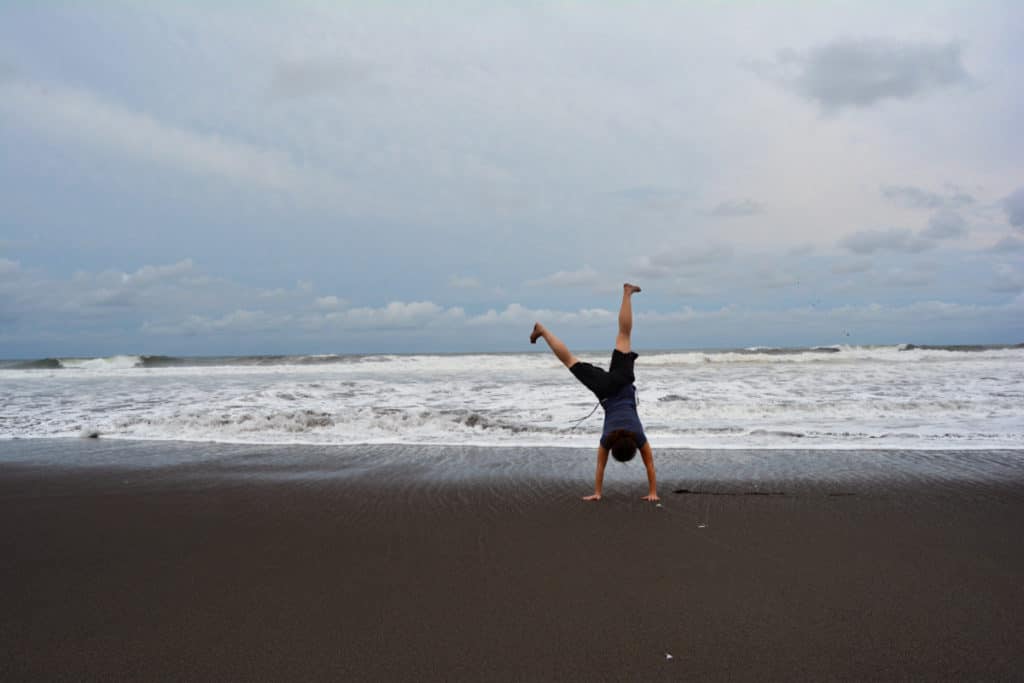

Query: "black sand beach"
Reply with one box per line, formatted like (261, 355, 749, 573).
(2, 441, 1023, 681)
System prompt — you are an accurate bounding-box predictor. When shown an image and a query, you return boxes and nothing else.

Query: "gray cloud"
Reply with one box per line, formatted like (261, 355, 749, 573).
(269, 58, 373, 99)
(0, 61, 16, 84)
(709, 199, 763, 217)
(839, 228, 932, 254)
(1, 5, 1020, 354)
(1005, 187, 1024, 228)
(754, 269, 799, 289)
(882, 267, 934, 288)
(881, 184, 976, 209)
(640, 298, 1024, 338)
(628, 261, 673, 280)
(0, 258, 296, 329)
(764, 39, 971, 111)
(923, 209, 967, 239)
(989, 264, 1024, 293)
(656, 245, 733, 267)
(945, 186, 978, 207)
(881, 184, 944, 209)
(831, 259, 872, 275)
(0, 78, 356, 204)
(988, 236, 1024, 253)
(600, 186, 692, 216)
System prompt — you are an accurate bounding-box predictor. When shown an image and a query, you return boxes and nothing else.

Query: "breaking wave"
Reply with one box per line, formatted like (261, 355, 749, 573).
(2, 344, 1022, 449)
(2, 343, 1022, 374)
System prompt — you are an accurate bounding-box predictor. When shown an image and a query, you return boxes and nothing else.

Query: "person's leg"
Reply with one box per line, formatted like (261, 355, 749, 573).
(615, 283, 642, 353)
(530, 323, 578, 368)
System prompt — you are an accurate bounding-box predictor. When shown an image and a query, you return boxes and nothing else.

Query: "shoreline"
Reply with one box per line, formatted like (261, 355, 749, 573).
(7, 434, 1024, 451)
(2, 442, 1023, 680)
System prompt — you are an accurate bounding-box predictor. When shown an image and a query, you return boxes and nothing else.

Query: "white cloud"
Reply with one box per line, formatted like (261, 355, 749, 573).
(143, 309, 290, 336)
(314, 295, 347, 310)
(467, 303, 615, 328)
(4, 248, 1021, 351)
(525, 266, 600, 289)
(630, 245, 732, 279)
(339, 301, 460, 330)
(148, 296, 1021, 344)
(120, 259, 194, 286)
(0, 258, 260, 325)
(51, 259, 208, 311)
(464, 303, 534, 326)
(448, 275, 480, 289)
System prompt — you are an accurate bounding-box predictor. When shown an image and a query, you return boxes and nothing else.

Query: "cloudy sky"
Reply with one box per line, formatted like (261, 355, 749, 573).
(1, 1, 1022, 357)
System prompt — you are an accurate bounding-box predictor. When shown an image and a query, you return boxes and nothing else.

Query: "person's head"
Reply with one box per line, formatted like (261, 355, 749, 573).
(607, 429, 638, 462)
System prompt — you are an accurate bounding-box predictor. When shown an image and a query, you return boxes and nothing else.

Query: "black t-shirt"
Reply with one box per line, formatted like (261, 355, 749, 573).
(600, 384, 647, 449)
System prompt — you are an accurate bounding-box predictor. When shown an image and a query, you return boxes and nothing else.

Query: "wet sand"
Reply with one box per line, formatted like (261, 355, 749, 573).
(2, 441, 1023, 681)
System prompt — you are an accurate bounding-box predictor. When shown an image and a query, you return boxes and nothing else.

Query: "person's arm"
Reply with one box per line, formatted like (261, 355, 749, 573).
(582, 445, 609, 501)
(640, 441, 658, 501)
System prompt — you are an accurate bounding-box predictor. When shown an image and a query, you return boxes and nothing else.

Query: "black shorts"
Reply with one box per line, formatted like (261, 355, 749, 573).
(570, 349, 638, 401)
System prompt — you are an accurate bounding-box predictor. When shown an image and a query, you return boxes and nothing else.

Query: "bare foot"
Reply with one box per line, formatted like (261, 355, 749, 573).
(530, 322, 545, 344)
(624, 283, 642, 295)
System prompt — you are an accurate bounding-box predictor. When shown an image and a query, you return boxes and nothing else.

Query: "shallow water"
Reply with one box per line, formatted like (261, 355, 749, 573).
(3, 440, 1023, 495)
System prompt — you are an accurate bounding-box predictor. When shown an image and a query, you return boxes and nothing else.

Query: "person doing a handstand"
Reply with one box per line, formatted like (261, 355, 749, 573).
(530, 283, 658, 502)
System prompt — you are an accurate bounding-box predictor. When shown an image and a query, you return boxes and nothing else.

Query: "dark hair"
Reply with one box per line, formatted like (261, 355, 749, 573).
(608, 429, 638, 463)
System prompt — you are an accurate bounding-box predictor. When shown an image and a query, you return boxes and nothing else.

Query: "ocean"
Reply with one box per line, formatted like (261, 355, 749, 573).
(1, 344, 1021, 450)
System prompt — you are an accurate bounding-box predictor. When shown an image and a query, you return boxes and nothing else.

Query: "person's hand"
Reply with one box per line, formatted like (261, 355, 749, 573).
(641, 493, 660, 502)
(582, 493, 602, 501)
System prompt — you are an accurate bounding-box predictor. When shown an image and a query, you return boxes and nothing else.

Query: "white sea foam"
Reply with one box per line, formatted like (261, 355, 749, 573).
(58, 355, 144, 371)
(1, 347, 1022, 449)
